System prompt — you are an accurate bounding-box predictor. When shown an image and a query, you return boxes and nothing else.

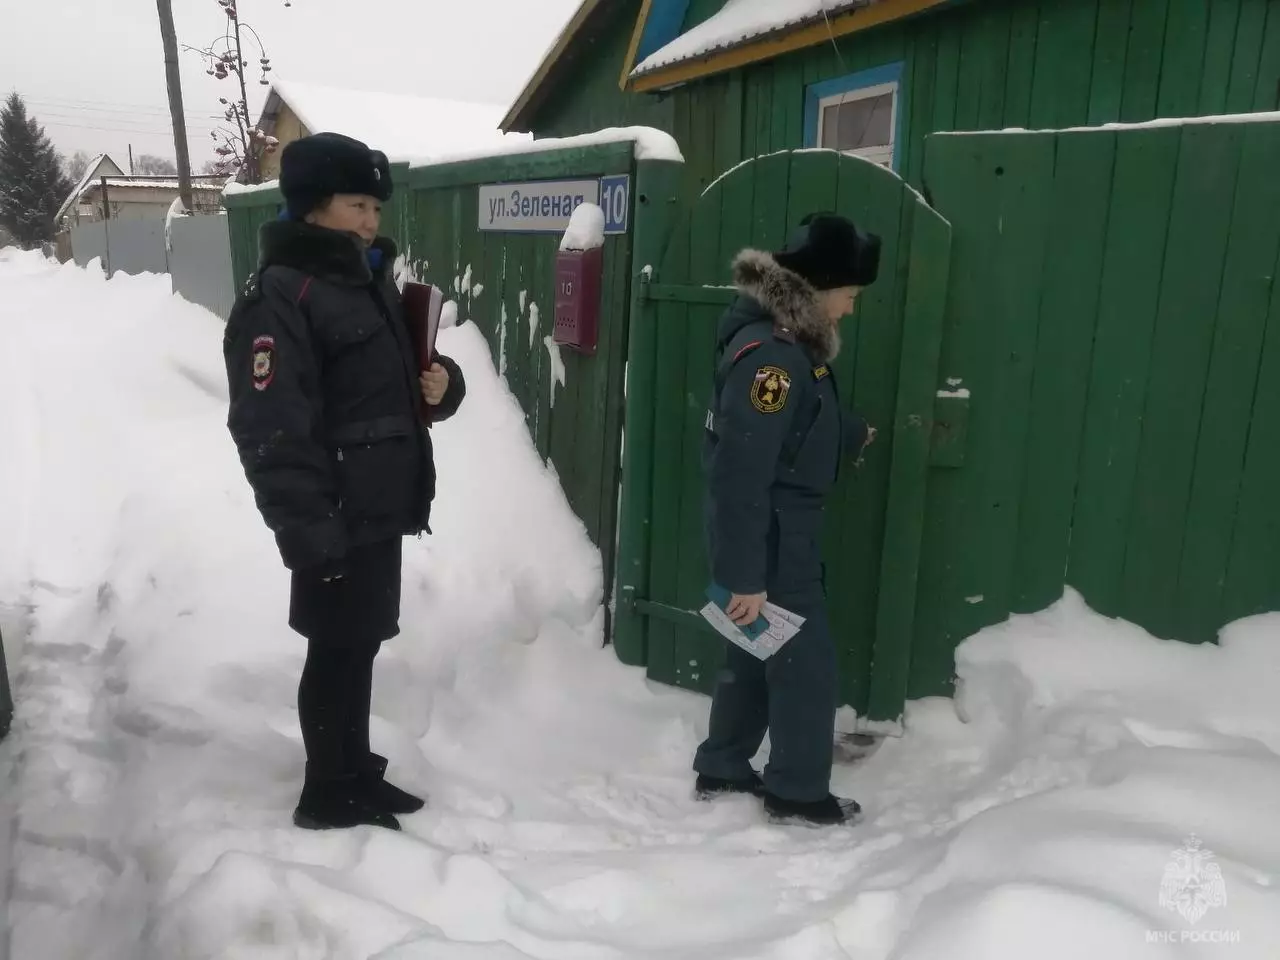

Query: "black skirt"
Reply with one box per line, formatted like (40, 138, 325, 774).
(289, 538, 404, 646)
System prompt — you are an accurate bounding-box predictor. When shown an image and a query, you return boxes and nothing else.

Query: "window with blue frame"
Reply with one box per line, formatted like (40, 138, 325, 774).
(803, 62, 904, 171)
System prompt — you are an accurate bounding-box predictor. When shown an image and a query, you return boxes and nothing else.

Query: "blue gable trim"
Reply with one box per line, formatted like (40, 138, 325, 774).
(803, 61, 906, 173)
(636, 0, 692, 62)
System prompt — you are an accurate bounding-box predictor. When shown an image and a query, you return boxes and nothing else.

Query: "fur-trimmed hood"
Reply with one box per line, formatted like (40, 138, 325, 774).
(258, 219, 397, 287)
(730, 249, 838, 362)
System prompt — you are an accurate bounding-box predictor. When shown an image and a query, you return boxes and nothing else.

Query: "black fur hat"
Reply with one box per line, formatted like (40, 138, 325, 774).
(279, 132, 393, 219)
(774, 212, 881, 290)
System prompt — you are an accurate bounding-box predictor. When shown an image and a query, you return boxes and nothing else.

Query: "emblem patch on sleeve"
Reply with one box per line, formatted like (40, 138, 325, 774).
(251, 334, 276, 391)
(750, 365, 791, 413)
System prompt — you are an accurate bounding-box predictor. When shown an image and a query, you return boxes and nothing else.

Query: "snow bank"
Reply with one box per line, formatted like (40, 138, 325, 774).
(409, 126, 684, 168)
(2, 250, 1279, 959)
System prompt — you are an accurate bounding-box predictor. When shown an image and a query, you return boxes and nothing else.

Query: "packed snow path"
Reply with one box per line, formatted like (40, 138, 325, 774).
(0, 249, 1278, 959)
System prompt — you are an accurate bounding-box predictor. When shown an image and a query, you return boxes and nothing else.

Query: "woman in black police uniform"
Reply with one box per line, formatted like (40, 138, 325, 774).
(224, 133, 465, 831)
(694, 213, 880, 827)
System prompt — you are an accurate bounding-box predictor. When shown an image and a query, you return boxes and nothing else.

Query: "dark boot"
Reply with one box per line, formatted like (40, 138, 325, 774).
(355, 753, 426, 815)
(293, 770, 402, 831)
(695, 771, 765, 800)
(763, 791, 861, 826)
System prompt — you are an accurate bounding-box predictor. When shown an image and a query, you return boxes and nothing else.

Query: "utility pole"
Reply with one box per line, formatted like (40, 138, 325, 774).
(155, 0, 194, 212)
(128, 143, 135, 176)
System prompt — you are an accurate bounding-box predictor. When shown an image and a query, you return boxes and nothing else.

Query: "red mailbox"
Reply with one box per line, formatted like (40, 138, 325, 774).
(553, 245, 603, 355)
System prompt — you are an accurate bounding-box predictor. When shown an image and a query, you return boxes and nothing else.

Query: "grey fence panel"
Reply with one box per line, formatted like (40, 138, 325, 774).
(169, 214, 234, 319)
(70, 219, 168, 276)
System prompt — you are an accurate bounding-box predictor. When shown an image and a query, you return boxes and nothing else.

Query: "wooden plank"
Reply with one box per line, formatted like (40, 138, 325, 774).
(911, 133, 995, 699)
(1012, 130, 1118, 614)
(644, 213, 693, 686)
(1120, 123, 1243, 640)
(1222, 238, 1280, 622)
(742, 73, 760, 159)
(1066, 127, 1182, 615)
(1156, 0, 1211, 118)
(771, 58, 804, 150)
(755, 63, 775, 156)
(953, 9, 987, 132)
(1176, 123, 1280, 641)
(1198, 0, 1243, 115)
(932, 19, 963, 132)
(716, 72, 745, 172)
(596, 230, 634, 618)
(1029, 0, 1096, 127)
(1119, 0, 1169, 120)
(1253, 0, 1280, 110)
(869, 197, 951, 723)
(948, 133, 1056, 632)
(1225, 0, 1268, 113)
(905, 22, 939, 187)
(672, 162, 723, 625)
(974, 3, 1011, 132)
(1087, 0, 1132, 124)
(750, 150, 792, 251)
(833, 163, 912, 712)
(1002, 1, 1040, 128)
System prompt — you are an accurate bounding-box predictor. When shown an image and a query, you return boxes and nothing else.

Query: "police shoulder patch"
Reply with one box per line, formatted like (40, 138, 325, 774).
(750, 364, 791, 414)
(251, 334, 276, 391)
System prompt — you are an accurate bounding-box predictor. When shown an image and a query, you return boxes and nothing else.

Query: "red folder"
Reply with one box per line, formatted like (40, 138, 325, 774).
(402, 281, 444, 375)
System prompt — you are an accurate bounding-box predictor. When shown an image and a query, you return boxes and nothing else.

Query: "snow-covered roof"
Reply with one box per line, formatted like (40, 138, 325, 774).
(90, 179, 225, 192)
(263, 79, 530, 163)
(55, 153, 125, 223)
(632, 0, 872, 77)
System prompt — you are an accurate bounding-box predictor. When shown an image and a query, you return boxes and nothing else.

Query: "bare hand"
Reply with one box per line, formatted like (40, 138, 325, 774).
(420, 363, 449, 406)
(726, 592, 766, 625)
(866, 426, 877, 446)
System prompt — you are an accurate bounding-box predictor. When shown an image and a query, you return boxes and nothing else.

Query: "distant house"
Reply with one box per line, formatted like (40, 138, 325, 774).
(55, 154, 126, 227)
(252, 79, 532, 181)
(56, 154, 224, 227)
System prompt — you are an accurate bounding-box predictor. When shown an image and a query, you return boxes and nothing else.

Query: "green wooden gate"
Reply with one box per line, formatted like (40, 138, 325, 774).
(614, 150, 951, 727)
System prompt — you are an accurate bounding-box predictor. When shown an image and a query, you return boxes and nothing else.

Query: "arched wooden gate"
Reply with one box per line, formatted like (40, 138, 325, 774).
(614, 149, 952, 727)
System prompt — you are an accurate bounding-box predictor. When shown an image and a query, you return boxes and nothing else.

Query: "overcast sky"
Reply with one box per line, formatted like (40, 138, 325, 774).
(3, 0, 581, 171)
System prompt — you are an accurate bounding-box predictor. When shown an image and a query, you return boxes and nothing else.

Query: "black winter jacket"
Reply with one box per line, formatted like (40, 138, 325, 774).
(224, 220, 465, 576)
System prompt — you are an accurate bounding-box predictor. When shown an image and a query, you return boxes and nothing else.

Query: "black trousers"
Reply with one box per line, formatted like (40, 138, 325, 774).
(298, 637, 378, 779)
(289, 538, 403, 780)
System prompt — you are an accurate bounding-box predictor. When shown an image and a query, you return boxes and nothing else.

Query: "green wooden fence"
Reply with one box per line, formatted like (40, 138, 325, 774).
(223, 115, 1280, 726)
(912, 118, 1280, 701)
(617, 115, 1280, 725)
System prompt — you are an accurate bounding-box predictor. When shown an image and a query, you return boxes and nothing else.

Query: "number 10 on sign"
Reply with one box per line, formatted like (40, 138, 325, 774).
(600, 175, 629, 235)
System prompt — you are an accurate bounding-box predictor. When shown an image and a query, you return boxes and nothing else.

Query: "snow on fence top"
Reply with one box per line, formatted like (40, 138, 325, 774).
(632, 0, 868, 76)
(934, 110, 1280, 135)
(407, 126, 684, 168)
(225, 127, 683, 199)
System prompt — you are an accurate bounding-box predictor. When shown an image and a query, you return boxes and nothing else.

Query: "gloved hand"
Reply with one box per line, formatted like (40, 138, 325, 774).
(306, 556, 347, 583)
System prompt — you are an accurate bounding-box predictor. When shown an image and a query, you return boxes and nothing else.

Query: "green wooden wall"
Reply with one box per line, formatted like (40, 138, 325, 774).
(531, 0, 1280, 201)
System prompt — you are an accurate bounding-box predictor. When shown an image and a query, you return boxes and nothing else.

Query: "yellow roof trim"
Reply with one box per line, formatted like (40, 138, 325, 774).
(629, 0, 952, 93)
(619, 0, 655, 90)
(500, 0, 606, 132)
